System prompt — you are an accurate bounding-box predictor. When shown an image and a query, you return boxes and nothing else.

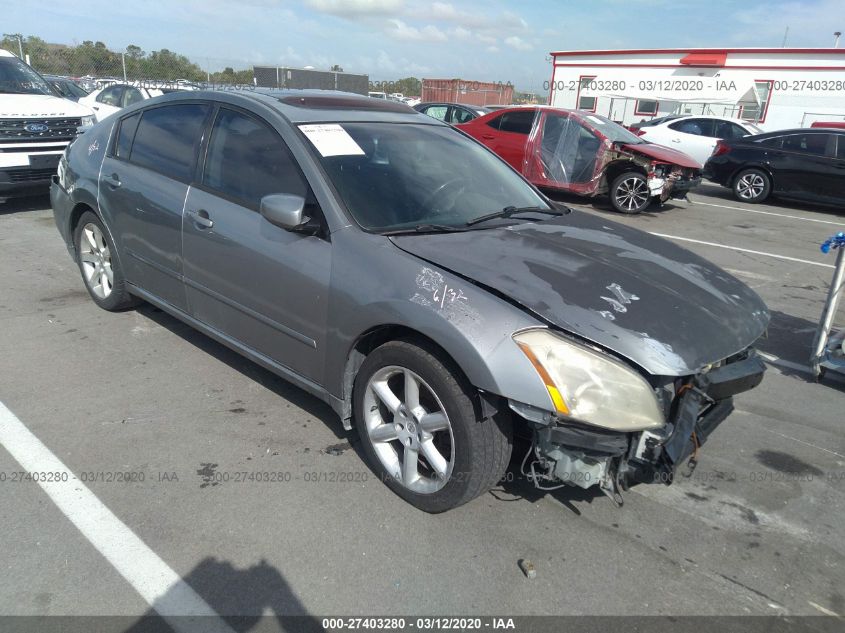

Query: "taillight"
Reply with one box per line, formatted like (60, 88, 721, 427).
(711, 140, 731, 157)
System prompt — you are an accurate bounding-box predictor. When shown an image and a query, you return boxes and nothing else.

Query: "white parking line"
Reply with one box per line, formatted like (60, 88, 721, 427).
(692, 199, 845, 227)
(0, 400, 234, 633)
(649, 232, 835, 269)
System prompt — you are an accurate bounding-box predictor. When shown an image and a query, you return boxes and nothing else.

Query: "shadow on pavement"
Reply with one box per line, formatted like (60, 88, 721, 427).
(123, 557, 322, 633)
(137, 303, 348, 442)
(0, 193, 52, 215)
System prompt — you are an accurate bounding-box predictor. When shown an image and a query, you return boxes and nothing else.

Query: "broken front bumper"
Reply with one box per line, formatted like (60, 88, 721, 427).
(520, 350, 766, 497)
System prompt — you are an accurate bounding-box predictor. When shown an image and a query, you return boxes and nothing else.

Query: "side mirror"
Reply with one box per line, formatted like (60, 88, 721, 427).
(260, 194, 308, 231)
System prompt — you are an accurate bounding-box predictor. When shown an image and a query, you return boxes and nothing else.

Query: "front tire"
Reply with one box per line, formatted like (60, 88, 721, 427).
(353, 340, 512, 513)
(610, 171, 652, 214)
(74, 210, 138, 311)
(732, 168, 771, 203)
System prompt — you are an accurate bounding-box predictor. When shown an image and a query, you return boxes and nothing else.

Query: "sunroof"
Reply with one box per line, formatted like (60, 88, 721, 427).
(279, 95, 413, 113)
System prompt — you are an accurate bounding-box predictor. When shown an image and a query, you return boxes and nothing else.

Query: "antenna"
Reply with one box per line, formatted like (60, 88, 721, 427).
(835, 32, 842, 48)
(781, 26, 789, 47)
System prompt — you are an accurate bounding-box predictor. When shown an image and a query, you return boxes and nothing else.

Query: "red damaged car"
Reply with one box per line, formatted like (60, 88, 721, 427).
(458, 106, 702, 214)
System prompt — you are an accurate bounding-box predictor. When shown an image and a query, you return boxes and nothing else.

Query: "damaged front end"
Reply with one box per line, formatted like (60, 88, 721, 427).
(510, 347, 766, 505)
(647, 162, 701, 202)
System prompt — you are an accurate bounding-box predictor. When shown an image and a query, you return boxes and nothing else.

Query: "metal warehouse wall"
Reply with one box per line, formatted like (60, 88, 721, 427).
(253, 66, 369, 94)
(421, 79, 514, 106)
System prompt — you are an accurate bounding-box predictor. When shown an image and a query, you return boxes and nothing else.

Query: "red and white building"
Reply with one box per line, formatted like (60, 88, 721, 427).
(547, 48, 845, 130)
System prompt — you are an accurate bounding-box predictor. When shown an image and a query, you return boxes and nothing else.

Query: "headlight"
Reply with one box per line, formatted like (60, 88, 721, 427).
(80, 115, 95, 128)
(513, 329, 664, 431)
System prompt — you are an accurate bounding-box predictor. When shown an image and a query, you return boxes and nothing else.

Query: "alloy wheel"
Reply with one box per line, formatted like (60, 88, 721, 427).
(363, 365, 455, 494)
(736, 173, 766, 200)
(615, 176, 649, 211)
(78, 223, 113, 299)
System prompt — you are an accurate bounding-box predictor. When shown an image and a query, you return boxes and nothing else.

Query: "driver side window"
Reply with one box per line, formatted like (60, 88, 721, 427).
(202, 108, 311, 212)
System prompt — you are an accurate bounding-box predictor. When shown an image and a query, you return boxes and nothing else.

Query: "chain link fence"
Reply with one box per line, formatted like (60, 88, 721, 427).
(1, 34, 546, 102)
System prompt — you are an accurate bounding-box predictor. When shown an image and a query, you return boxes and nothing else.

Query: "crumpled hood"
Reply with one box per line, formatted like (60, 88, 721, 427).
(391, 211, 769, 376)
(621, 142, 702, 169)
(0, 94, 94, 118)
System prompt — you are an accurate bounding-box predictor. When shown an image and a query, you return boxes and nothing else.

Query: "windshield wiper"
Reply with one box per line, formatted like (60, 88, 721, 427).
(465, 205, 563, 227)
(380, 223, 470, 236)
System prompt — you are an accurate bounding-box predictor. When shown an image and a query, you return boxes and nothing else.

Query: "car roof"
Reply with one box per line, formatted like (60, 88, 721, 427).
(140, 89, 440, 125)
(417, 102, 490, 110)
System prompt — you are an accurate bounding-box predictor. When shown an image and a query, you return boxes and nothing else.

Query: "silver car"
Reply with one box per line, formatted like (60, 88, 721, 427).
(51, 90, 769, 512)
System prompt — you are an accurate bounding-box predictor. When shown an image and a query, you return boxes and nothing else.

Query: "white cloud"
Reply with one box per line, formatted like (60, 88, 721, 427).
(386, 18, 447, 41)
(305, 0, 405, 18)
(504, 35, 532, 51)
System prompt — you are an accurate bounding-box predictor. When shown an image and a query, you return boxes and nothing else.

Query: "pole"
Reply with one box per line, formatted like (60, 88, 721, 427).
(122, 52, 127, 81)
(781, 26, 789, 47)
(811, 246, 845, 378)
(17, 35, 23, 59)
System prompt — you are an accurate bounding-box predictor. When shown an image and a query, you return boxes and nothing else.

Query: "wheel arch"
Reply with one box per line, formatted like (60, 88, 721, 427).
(730, 164, 774, 189)
(338, 324, 497, 430)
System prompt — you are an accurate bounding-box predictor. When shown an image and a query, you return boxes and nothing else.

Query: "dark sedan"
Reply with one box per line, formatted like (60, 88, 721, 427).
(703, 128, 845, 205)
(414, 102, 492, 125)
(52, 90, 768, 512)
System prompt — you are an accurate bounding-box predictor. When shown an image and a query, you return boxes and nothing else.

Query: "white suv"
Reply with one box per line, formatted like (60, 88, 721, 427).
(636, 115, 762, 165)
(0, 49, 94, 200)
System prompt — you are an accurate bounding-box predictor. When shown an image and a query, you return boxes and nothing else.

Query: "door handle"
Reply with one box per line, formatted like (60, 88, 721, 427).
(103, 173, 121, 188)
(92, 105, 99, 111)
(671, 139, 681, 143)
(481, 134, 495, 140)
(188, 208, 214, 229)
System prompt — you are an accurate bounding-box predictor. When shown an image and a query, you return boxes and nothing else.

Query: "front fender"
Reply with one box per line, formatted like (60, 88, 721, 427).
(325, 229, 555, 416)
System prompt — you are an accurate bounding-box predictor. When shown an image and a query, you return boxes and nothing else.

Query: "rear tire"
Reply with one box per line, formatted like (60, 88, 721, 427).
(610, 171, 652, 214)
(74, 210, 138, 311)
(732, 168, 771, 203)
(353, 340, 512, 513)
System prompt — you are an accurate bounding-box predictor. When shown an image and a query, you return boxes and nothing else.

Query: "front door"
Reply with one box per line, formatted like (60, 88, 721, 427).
(182, 107, 331, 383)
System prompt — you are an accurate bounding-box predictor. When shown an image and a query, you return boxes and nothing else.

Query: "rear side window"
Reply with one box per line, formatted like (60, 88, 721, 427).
(782, 133, 830, 156)
(115, 112, 141, 159)
(670, 118, 715, 137)
(758, 136, 783, 148)
(422, 105, 447, 121)
(497, 110, 537, 135)
(123, 87, 144, 108)
(202, 108, 307, 209)
(96, 85, 123, 106)
(129, 104, 210, 182)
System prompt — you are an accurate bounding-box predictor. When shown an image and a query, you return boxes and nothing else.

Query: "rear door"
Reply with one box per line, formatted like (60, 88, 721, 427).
(99, 102, 211, 310)
(775, 132, 838, 201)
(182, 106, 331, 382)
(474, 110, 536, 172)
(664, 118, 718, 165)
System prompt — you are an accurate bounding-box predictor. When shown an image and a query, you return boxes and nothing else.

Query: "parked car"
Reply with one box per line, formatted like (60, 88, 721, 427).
(635, 115, 762, 166)
(414, 102, 492, 125)
(52, 90, 768, 512)
(458, 106, 702, 213)
(627, 114, 685, 133)
(79, 83, 164, 121)
(43, 75, 90, 102)
(0, 49, 94, 201)
(703, 128, 845, 205)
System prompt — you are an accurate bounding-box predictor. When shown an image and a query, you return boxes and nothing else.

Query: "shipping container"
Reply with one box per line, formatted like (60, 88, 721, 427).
(421, 78, 514, 106)
(253, 66, 369, 95)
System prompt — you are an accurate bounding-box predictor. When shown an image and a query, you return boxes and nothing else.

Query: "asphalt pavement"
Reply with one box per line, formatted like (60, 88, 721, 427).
(0, 184, 843, 624)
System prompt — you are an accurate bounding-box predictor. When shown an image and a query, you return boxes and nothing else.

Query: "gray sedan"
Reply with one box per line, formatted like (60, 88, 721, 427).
(51, 90, 769, 512)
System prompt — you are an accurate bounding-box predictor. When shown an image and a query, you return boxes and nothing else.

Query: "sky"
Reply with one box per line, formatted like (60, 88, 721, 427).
(2, 0, 845, 91)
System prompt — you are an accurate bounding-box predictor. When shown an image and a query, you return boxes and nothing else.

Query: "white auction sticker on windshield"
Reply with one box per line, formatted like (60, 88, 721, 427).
(299, 124, 365, 157)
(585, 115, 606, 125)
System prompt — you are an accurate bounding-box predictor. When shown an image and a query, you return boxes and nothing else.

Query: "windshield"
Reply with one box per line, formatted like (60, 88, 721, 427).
(581, 113, 645, 144)
(0, 57, 56, 96)
(302, 122, 550, 232)
(51, 78, 88, 99)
